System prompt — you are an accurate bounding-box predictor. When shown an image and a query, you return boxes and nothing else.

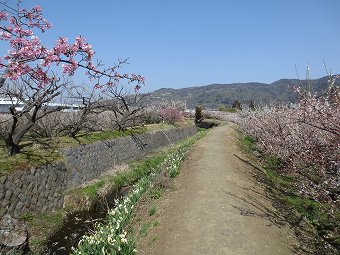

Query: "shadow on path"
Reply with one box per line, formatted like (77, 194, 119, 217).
(231, 153, 316, 255)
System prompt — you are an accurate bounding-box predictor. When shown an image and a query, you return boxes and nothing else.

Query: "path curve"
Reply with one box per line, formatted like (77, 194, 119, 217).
(138, 123, 300, 255)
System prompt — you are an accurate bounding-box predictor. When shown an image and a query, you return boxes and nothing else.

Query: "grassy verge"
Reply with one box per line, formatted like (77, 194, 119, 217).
(24, 210, 66, 254)
(0, 122, 189, 177)
(240, 135, 340, 254)
(26, 151, 166, 254)
(27, 128, 206, 254)
(71, 129, 207, 254)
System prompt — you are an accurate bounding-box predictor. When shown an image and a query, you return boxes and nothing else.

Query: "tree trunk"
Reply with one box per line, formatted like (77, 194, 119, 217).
(7, 143, 21, 156)
(0, 77, 5, 88)
(3, 135, 21, 156)
(67, 126, 80, 138)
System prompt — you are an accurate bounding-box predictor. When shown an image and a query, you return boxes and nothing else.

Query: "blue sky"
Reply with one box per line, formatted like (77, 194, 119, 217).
(11, 1, 340, 91)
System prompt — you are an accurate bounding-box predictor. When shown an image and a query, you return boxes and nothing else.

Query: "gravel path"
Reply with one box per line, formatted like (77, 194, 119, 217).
(137, 123, 300, 255)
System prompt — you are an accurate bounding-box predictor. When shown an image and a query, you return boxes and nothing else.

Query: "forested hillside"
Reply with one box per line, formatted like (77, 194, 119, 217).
(148, 76, 331, 108)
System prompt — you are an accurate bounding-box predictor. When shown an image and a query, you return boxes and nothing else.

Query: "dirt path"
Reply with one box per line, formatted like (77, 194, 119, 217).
(137, 123, 300, 255)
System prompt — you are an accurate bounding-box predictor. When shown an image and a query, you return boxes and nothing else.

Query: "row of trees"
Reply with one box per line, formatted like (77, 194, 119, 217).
(0, 80, 188, 155)
(240, 81, 339, 204)
(239, 77, 339, 250)
(0, 1, 145, 155)
(0, 81, 145, 136)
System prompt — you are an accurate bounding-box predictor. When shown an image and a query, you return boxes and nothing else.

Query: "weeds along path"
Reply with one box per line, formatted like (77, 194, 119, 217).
(137, 123, 300, 255)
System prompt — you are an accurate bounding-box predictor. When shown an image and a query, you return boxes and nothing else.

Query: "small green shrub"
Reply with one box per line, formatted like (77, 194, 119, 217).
(263, 155, 283, 171)
(140, 222, 151, 237)
(140, 220, 159, 237)
(149, 187, 162, 199)
(243, 135, 256, 146)
(149, 206, 157, 216)
(82, 180, 105, 199)
(151, 234, 160, 243)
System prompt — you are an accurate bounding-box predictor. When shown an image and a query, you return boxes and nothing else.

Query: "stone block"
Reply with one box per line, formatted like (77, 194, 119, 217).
(32, 185, 38, 194)
(4, 190, 13, 200)
(0, 214, 28, 253)
(27, 182, 35, 192)
(37, 184, 44, 192)
(8, 203, 15, 214)
(13, 178, 20, 185)
(18, 193, 27, 203)
(35, 201, 43, 210)
(2, 199, 9, 208)
(0, 189, 4, 200)
(31, 195, 38, 205)
(41, 205, 48, 213)
(0, 176, 7, 185)
(14, 201, 24, 212)
(0, 207, 6, 217)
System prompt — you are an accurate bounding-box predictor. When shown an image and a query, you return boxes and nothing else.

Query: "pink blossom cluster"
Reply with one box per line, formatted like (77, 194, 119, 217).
(239, 84, 339, 207)
(0, 2, 144, 88)
(159, 108, 184, 124)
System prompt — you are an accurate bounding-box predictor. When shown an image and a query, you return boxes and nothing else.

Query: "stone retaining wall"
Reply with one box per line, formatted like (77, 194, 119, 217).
(0, 163, 67, 218)
(0, 126, 197, 218)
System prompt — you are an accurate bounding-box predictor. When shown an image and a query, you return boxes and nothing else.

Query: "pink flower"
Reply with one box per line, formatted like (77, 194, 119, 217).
(0, 2, 144, 90)
(32, 6, 43, 13)
(0, 31, 12, 40)
(0, 11, 7, 20)
(62, 59, 78, 75)
(87, 62, 95, 70)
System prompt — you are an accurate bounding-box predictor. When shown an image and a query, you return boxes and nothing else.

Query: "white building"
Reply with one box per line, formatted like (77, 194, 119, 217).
(0, 97, 80, 113)
(0, 98, 25, 113)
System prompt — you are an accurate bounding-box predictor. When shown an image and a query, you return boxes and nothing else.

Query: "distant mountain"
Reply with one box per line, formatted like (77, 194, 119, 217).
(146, 76, 331, 109)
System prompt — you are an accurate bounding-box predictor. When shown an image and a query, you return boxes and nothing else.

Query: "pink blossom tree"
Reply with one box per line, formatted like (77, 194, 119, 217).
(238, 80, 339, 252)
(159, 107, 184, 124)
(239, 78, 339, 214)
(0, 1, 144, 155)
(0, 2, 144, 87)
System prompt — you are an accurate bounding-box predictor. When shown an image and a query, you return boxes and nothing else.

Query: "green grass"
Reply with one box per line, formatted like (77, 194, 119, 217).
(148, 186, 162, 199)
(0, 144, 63, 177)
(284, 196, 340, 228)
(263, 156, 295, 188)
(140, 222, 151, 237)
(140, 220, 159, 237)
(25, 210, 65, 254)
(152, 220, 160, 227)
(242, 135, 258, 152)
(81, 180, 105, 199)
(149, 206, 157, 216)
(284, 195, 340, 249)
(241, 135, 294, 188)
